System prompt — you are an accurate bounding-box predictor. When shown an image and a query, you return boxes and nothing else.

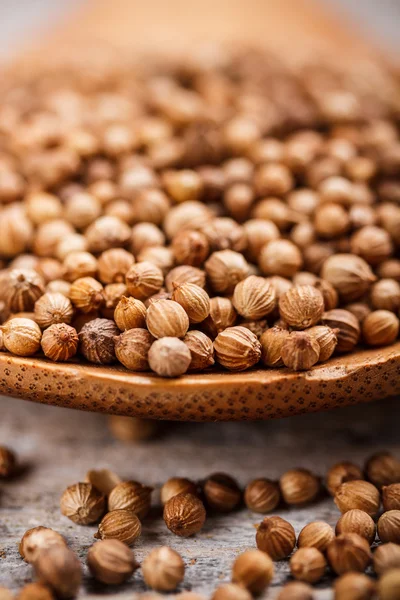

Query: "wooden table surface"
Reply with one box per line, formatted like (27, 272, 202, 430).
(1, 395, 400, 598)
(1, 0, 400, 597)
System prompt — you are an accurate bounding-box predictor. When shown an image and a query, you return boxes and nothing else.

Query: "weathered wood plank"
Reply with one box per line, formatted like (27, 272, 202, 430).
(1, 395, 399, 598)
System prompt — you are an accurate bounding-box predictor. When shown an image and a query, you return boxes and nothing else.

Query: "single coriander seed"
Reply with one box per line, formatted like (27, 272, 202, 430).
(108, 480, 153, 519)
(334, 573, 376, 600)
(231, 549, 274, 595)
(377, 510, 400, 544)
(281, 331, 320, 371)
(19, 526, 66, 563)
(114, 328, 154, 371)
(335, 509, 376, 544)
(32, 545, 82, 600)
(290, 547, 327, 583)
(146, 299, 189, 339)
(326, 533, 372, 575)
(279, 468, 320, 505)
(163, 493, 206, 537)
(161, 477, 198, 505)
(203, 473, 242, 512)
(114, 296, 147, 331)
(326, 461, 364, 496)
(365, 451, 400, 488)
(148, 337, 192, 377)
(297, 521, 335, 552)
(256, 515, 296, 560)
(60, 482, 105, 525)
(142, 546, 185, 591)
(334, 480, 380, 517)
(374, 543, 400, 576)
(244, 478, 280, 514)
(95, 509, 142, 545)
(87, 539, 139, 585)
(213, 326, 261, 371)
(41, 323, 79, 362)
(0, 446, 16, 478)
(383, 483, 400, 511)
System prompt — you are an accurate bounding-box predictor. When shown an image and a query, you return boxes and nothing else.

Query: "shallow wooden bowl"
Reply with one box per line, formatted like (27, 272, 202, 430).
(2, 0, 399, 420)
(2, 343, 400, 420)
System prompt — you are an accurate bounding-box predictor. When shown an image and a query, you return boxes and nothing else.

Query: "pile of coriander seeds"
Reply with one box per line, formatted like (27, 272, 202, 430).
(3, 445, 400, 599)
(0, 46, 400, 375)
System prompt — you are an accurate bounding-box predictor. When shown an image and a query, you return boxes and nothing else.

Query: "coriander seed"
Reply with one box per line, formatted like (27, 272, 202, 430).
(114, 296, 146, 331)
(183, 330, 215, 371)
(259, 239, 302, 278)
(17, 583, 54, 600)
(212, 583, 252, 600)
(142, 546, 185, 591)
(41, 323, 79, 361)
(79, 318, 119, 364)
(322, 309, 360, 352)
(378, 511, 400, 544)
(203, 473, 241, 512)
(205, 250, 249, 294)
(244, 478, 280, 514)
(256, 515, 296, 560)
(307, 325, 338, 361)
(232, 276, 276, 320)
(334, 480, 380, 517)
(362, 310, 399, 346)
(378, 569, 400, 600)
(165, 265, 206, 292)
(69, 276, 104, 313)
(161, 478, 198, 505)
(60, 482, 105, 525)
(298, 521, 335, 552)
(281, 332, 320, 371)
(383, 484, 400, 511)
(19, 526, 66, 563)
(214, 326, 261, 371)
(231, 549, 274, 595)
(115, 328, 153, 371)
(260, 326, 290, 367)
(279, 285, 324, 329)
(374, 543, 400, 576)
(365, 452, 400, 488)
(327, 461, 364, 496)
(33, 546, 82, 600)
(327, 533, 372, 575)
(335, 509, 376, 544)
(0, 446, 16, 478)
(85, 469, 122, 496)
(172, 230, 209, 267)
(126, 261, 164, 300)
(163, 493, 206, 537)
(171, 283, 210, 323)
(3, 269, 45, 312)
(276, 582, 313, 600)
(2, 317, 42, 356)
(148, 337, 192, 377)
(108, 481, 153, 519)
(201, 296, 237, 339)
(87, 539, 139, 585)
(290, 547, 327, 583)
(97, 248, 135, 284)
(334, 573, 376, 600)
(34, 293, 74, 329)
(279, 468, 320, 505)
(95, 509, 141, 545)
(321, 254, 376, 302)
(146, 299, 189, 339)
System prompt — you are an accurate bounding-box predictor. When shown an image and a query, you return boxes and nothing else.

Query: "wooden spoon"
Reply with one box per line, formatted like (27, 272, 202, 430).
(1, 0, 399, 420)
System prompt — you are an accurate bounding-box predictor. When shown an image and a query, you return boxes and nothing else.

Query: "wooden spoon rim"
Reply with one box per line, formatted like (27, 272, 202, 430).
(1, 342, 399, 421)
